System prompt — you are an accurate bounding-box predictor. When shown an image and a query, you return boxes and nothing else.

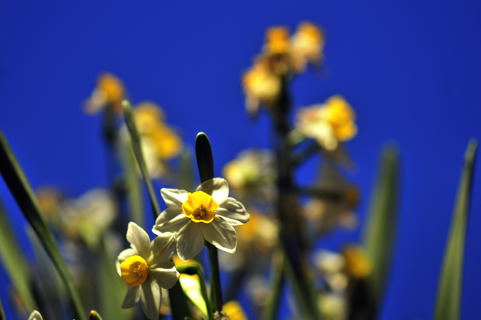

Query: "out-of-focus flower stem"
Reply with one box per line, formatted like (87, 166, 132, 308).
(271, 76, 321, 319)
(261, 252, 285, 320)
(195, 133, 225, 315)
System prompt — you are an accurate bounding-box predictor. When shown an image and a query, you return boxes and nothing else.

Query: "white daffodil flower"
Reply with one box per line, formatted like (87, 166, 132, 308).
(117, 222, 179, 320)
(153, 178, 250, 261)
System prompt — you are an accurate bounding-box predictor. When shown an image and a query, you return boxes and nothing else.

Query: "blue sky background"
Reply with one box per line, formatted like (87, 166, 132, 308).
(1, 1, 481, 319)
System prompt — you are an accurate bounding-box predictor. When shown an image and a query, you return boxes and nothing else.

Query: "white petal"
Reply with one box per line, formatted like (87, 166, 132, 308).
(126, 222, 151, 258)
(149, 235, 176, 269)
(161, 188, 189, 208)
(140, 280, 161, 320)
(197, 178, 229, 203)
(176, 222, 204, 261)
(201, 219, 237, 253)
(28, 311, 43, 320)
(150, 267, 179, 289)
(152, 208, 189, 235)
(216, 197, 250, 226)
(116, 248, 137, 274)
(122, 285, 141, 308)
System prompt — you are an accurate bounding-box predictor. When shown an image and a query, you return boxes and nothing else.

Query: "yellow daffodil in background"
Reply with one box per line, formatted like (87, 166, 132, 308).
(242, 57, 281, 116)
(153, 178, 249, 261)
(117, 222, 179, 320)
(264, 27, 290, 55)
(85, 73, 125, 114)
(223, 301, 248, 320)
(291, 22, 325, 72)
(341, 245, 372, 279)
(296, 95, 357, 151)
(131, 102, 182, 178)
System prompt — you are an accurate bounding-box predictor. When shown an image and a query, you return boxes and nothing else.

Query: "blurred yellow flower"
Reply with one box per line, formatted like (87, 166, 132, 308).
(291, 22, 324, 72)
(341, 245, 371, 279)
(242, 58, 281, 116)
(296, 95, 357, 150)
(223, 301, 247, 320)
(85, 73, 125, 114)
(264, 27, 290, 55)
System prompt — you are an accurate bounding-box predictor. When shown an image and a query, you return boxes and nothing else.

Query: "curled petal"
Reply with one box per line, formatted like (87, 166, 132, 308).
(197, 178, 229, 204)
(140, 280, 161, 320)
(153, 208, 189, 235)
(176, 222, 204, 261)
(216, 197, 250, 226)
(161, 188, 189, 208)
(201, 219, 237, 253)
(126, 222, 151, 258)
(122, 285, 141, 308)
(150, 267, 179, 289)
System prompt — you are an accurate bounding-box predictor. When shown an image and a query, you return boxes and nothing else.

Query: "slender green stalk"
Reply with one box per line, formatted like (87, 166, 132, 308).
(195, 132, 224, 314)
(0, 133, 86, 320)
(122, 100, 161, 219)
(261, 252, 285, 320)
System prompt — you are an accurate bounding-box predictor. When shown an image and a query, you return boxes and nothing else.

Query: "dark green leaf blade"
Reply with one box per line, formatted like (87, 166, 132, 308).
(434, 139, 477, 320)
(0, 200, 36, 311)
(0, 132, 86, 320)
(362, 145, 400, 313)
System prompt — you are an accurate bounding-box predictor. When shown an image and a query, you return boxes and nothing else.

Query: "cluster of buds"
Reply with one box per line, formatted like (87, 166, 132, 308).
(242, 22, 324, 115)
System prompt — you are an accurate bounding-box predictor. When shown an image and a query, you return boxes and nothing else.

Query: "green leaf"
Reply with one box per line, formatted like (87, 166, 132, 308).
(176, 263, 211, 318)
(0, 200, 36, 311)
(120, 134, 145, 227)
(122, 100, 161, 219)
(98, 239, 132, 320)
(195, 132, 214, 184)
(0, 132, 86, 320)
(0, 297, 6, 320)
(434, 140, 477, 320)
(362, 145, 400, 308)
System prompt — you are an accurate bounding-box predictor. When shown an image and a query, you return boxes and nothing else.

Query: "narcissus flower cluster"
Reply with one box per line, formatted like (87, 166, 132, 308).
(117, 178, 249, 319)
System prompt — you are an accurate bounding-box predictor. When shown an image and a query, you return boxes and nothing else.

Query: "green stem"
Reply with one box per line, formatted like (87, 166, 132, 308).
(0, 298, 5, 320)
(261, 253, 285, 320)
(206, 242, 223, 313)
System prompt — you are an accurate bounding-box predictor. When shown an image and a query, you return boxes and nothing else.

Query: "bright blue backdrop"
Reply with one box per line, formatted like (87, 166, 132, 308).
(1, 1, 481, 319)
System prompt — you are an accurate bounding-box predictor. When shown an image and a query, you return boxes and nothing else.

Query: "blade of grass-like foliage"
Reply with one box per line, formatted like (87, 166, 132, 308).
(120, 134, 145, 227)
(176, 263, 212, 318)
(0, 133, 86, 320)
(434, 140, 477, 320)
(362, 145, 399, 310)
(99, 239, 132, 320)
(88, 310, 103, 320)
(0, 200, 36, 311)
(122, 100, 160, 219)
(122, 101, 191, 320)
(0, 298, 5, 320)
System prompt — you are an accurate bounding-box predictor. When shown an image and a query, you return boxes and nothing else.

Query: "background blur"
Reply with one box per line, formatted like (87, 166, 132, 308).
(1, 1, 481, 319)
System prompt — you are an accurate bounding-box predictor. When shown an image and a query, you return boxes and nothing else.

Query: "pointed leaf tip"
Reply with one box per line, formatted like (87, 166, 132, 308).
(195, 132, 214, 183)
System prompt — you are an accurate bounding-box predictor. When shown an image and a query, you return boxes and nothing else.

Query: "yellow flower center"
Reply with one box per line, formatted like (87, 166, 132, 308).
(182, 191, 218, 223)
(120, 255, 149, 286)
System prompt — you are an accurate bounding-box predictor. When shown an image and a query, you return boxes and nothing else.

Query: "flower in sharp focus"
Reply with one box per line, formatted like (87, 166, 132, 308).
(117, 222, 179, 320)
(296, 95, 357, 151)
(85, 73, 125, 114)
(291, 22, 325, 72)
(153, 178, 250, 261)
